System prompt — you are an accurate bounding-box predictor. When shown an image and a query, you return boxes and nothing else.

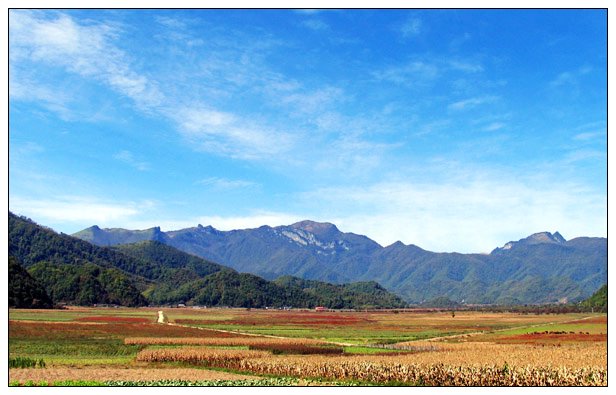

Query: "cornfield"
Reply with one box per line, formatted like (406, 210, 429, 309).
(136, 348, 268, 368)
(134, 347, 607, 386)
(233, 358, 606, 386)
(248, 343, 344, 355)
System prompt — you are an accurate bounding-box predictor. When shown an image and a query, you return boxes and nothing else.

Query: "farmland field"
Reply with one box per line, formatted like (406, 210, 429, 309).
(8, 307, 607, 386)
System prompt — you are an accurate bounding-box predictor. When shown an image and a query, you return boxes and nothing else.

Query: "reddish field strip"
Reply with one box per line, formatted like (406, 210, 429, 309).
(176, 313, 374, 326)
(565, 316, 607, 325)
(9, 320, 252, 339)
(496, 332, 607, 344)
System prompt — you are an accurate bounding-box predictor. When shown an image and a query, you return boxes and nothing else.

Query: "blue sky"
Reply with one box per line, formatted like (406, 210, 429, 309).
(8, 9, 607, 252)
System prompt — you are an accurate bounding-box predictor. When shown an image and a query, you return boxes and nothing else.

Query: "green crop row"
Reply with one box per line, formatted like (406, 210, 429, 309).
(9, 357, 46, 368)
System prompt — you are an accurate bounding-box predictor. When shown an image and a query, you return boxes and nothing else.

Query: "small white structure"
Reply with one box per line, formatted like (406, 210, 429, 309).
(157, 310, 167, 324)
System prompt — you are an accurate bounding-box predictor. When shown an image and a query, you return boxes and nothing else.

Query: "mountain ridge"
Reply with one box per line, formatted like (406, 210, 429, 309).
(10, 212, 406, 309)
(72, 219, 607, 305)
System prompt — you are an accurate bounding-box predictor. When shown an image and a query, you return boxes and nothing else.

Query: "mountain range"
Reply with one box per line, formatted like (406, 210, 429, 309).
(9, 212, 406, 309)
(73, 219, 607, 304)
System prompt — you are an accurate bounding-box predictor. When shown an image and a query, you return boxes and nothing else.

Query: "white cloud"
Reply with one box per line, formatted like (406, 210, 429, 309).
(177, 108, 236, 130)
(482, 122, 505, 132)
(313, 133, 401, 174)
(415, 119, 451, 137)
(563, 149, 606, 164)
(449, 60, 484, 73)
(550, 66, 593, 88)
(550, 71, 575, 88)
(302, 19, 329, 31)
(400, 17, 422, 38)
(573, 131, 605, 141)
(196, 177, 258, 190)
(154, 15, 186, 29)
(9, 10, 163, 111)
(373, 61, 439, 87)
(295, 9, 323, 15)
(297, 171, 606, 253)
(172, 105, 295, 160)
(10, 142, 45, 156)
(9, 195, 146, 224)
(448, 95, 498, 111)
(280, 86, 344, 114)
(9, 77, 73, 119)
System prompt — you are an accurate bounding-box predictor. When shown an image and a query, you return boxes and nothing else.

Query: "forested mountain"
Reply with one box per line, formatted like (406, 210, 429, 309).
(8, 256, 53, 308)
(74, 220, 607, 304)
(9, 213, 405, 309)
(580, 284, 607, 312)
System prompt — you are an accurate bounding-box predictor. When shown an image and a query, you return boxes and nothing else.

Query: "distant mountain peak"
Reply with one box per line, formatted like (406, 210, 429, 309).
(493, 231, 567, 254)
(290, 220, 340, 235)
(388, 241, 406, 248)
(525, 231, 566, 245)
(553, 231, 566, 243)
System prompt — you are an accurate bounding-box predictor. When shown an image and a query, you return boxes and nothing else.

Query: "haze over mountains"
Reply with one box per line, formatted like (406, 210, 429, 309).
(73, 219, 607, 304)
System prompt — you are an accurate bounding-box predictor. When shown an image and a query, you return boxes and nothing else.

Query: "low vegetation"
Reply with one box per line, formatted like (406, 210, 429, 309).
(9, 357, 46, 369)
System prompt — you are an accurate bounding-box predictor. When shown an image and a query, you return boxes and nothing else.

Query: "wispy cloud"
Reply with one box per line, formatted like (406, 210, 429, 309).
(563, 149, 606, 164)
(414, 119, 451, 137)
(448, 95, 498, 111)
(573, 131, 605, 141)
(373, 56, 485, 90)
(10, 11, 304, 163)
(9, 195, 149, 224)
(550, 71, 575, 88)
(373, 61, 439, 87)
(280, 86, 344, 114)
(302, 18, 329, 31)
(399, 17, 422, 38)
(154, 15, 186, 29)
(450, 32, 472, 48)
(449, 60, 484, 73)
(9, 11, 163, 111)
(196, 177, 258, 190)
(295, 9, 324, 15)
(482, 122, 506, 132)
(9, 78, 74, 119)
(113, 150, 150, 171)
(172, 105, 295, 160)
(549, 65, 593, 88)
